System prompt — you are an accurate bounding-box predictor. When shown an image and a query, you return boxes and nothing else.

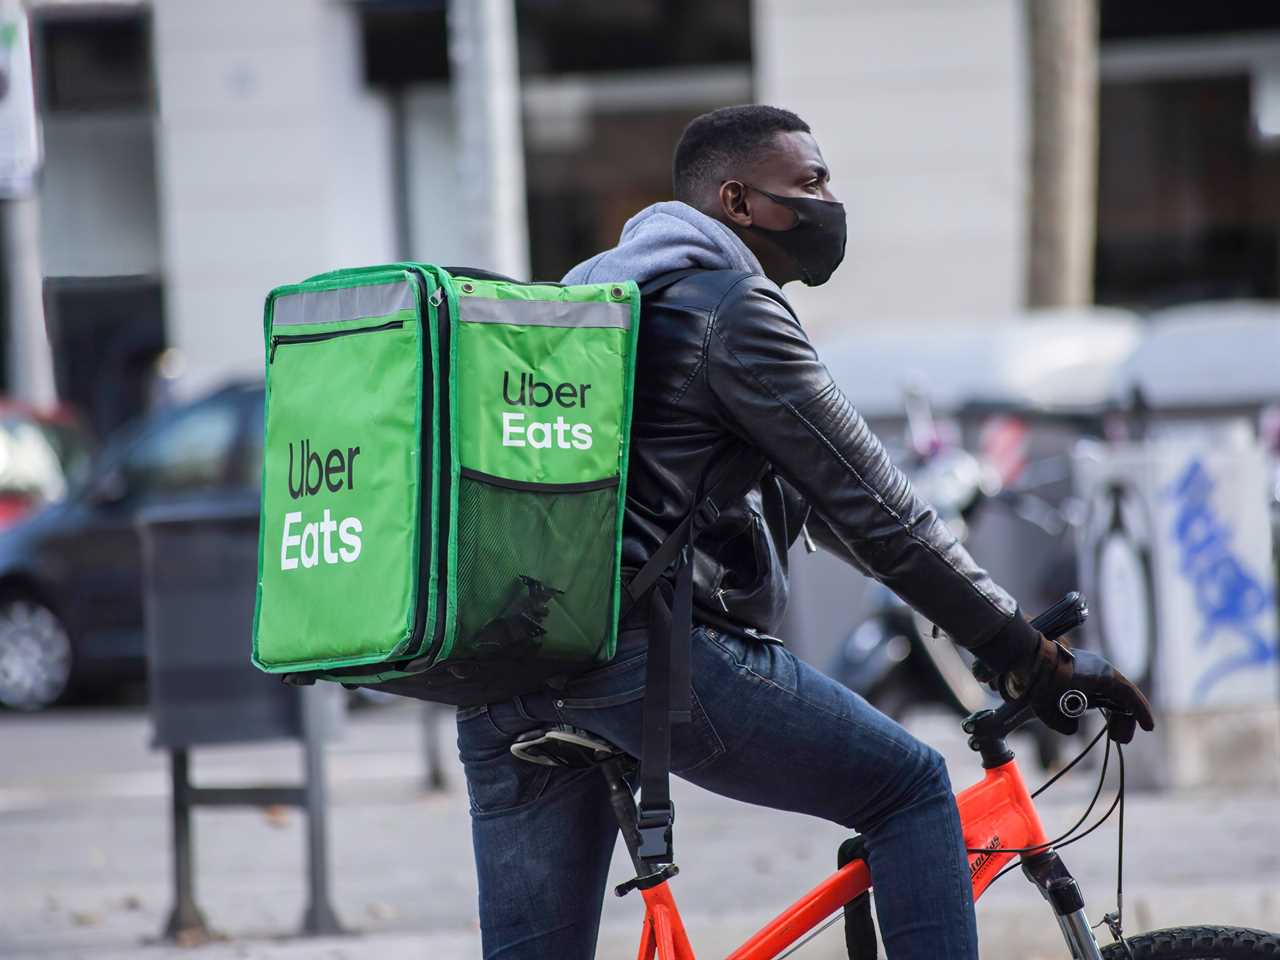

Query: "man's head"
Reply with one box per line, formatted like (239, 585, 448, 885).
(672, 105, 845, 286)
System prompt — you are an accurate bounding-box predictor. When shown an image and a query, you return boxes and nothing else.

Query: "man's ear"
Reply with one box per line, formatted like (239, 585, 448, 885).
(718, 180, 753, 227)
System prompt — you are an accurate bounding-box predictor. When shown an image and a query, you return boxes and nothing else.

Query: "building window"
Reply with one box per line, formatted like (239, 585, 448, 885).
(516, 0, 751, 74)
(37, 12, 152, 112)
(359, 3, 449, 86)
(1095, 1, 1280, 308)
(516, 0, 753, 279)
(1096, 74, 1280, 307)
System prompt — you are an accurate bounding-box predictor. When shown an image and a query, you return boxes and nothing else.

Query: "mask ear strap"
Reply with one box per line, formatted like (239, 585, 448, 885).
(738, 183, 801, 231)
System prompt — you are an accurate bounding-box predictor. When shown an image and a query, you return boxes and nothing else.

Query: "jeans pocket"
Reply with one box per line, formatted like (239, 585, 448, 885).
(703, 626, 799, 696)
(554, 637, 725, 775)
(464, 755, 553, 818)
(671, 687, 726, 775)
(557, 647, 649, 709)
(457, 706, 555, 817)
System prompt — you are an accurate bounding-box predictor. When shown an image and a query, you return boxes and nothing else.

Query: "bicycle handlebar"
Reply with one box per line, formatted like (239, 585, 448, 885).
(1027, 591, 1088, 641)
(969, 592, 1091, 742)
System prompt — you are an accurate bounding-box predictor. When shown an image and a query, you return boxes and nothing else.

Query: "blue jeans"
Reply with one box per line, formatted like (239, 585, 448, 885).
(456, 624, 979, 959)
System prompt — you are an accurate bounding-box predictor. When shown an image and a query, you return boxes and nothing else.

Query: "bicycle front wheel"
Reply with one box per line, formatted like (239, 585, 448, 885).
(1100, 926, 1280, 958)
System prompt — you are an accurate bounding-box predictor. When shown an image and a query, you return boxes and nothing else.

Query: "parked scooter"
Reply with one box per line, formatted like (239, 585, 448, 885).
(828, 390, 1076, 769)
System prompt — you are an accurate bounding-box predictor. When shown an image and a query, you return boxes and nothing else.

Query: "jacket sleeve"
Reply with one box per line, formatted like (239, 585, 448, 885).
(803, 510, 874, 577)
(703, 278, 1037, 669)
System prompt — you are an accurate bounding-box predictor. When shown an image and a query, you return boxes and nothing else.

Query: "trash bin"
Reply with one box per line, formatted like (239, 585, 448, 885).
(137, 500, 344, 939)
(139, 500, 341, 747)
(1074, 420, 1280, 789)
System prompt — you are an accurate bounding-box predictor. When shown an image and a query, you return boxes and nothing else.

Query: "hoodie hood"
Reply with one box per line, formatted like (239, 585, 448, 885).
(561, 201, 763, 286)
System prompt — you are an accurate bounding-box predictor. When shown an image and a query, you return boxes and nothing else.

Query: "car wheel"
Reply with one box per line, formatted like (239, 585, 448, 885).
(0, 598, 74, 711)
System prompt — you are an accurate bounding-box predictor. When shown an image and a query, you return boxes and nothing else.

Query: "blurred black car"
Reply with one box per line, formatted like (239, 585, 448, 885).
(0, 383, 263, 710)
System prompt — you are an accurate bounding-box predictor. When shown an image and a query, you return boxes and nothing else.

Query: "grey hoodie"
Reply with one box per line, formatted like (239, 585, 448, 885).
(560, 201, 763, 287)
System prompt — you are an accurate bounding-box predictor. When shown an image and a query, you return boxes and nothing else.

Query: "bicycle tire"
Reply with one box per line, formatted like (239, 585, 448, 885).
(1099, 926, 1280, 958)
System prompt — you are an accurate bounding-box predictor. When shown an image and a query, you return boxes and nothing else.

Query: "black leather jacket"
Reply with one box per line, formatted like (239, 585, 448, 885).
(623, 269, 1037, 669)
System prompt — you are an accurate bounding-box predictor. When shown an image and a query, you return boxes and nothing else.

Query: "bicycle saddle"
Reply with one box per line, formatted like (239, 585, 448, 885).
(510, 725, 629, 768)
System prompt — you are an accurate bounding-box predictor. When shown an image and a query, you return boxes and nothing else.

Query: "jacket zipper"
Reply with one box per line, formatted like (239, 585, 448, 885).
(269, 318, 404, 363)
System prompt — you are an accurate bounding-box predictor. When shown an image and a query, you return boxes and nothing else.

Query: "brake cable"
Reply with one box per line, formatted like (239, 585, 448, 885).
(1092, 722, 1134, 956)
(1032, 724, 1109, 799)
(969, 723, 1113, 859)
(981, 708, 1132, 948)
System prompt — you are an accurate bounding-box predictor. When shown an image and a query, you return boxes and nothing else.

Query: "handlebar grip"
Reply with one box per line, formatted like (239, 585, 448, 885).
(1029, 591, 1088, 641)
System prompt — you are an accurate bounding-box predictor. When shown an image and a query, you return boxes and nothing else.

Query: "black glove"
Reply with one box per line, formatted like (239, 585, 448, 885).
(1002, 636, 1155, 743)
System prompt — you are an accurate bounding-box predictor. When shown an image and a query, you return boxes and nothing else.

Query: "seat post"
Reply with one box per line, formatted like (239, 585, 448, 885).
(600, 758, 645, 872)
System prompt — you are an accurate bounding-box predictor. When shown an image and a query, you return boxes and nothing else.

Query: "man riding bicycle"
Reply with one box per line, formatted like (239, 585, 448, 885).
(456, 104, 1154, 960)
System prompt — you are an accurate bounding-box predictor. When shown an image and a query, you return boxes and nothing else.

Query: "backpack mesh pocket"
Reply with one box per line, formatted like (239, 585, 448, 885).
(453, 473, 618, 663)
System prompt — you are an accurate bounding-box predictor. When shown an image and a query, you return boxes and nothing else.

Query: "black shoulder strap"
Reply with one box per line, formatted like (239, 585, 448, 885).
(628, 445, 769, 869)
(439, 264, 728, 292)
(621, 444, 767, 613)
(440, 266, 523, 283)
(622, 264, 769, 871)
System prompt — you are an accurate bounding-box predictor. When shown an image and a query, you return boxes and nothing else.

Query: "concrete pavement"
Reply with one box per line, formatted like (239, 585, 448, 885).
(3, 702, 1278, 959)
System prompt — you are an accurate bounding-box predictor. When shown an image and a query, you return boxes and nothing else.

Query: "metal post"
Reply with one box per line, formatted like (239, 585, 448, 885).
(1024, 0, 1099, 308)
(447, 0, 529, 278)
(0, 195, 56, 405)
(0, 0, 55, 405)
(299, 685, 343, 935)
(422, 703, 448, 792)
(163, 749, 211, 942)
(388, 84, 412, 260)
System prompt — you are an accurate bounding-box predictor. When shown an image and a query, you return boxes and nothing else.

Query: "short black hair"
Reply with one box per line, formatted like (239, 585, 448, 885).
(672, 104, 811, 203)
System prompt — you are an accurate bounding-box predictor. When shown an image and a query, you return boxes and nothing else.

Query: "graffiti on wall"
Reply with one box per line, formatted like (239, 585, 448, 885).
(1166, 458, 1279, 702)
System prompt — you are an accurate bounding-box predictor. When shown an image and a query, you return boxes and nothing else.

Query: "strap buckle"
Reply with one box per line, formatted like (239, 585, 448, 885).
(636, 802, 676, 864)
(693, 496, 720, 530)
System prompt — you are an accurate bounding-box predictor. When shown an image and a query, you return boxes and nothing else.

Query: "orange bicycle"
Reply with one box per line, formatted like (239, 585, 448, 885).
(511, 596, 1280, 959)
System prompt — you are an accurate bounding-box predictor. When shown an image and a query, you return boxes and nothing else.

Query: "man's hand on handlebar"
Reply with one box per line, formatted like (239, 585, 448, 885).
(975, 631, 1155, 744)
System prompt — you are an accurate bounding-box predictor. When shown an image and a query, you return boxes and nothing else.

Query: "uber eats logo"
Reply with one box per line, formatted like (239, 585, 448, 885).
(500, 370, 593, 450)
(279, 439, 363, 570)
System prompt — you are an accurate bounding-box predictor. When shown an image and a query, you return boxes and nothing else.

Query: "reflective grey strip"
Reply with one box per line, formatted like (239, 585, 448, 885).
(459, 296, 631, 330)
(273, 280, 415, 327)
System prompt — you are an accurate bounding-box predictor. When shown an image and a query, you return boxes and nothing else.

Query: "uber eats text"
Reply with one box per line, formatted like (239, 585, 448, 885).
(280, 439, 363, 570)
(500, 370, 593, 450)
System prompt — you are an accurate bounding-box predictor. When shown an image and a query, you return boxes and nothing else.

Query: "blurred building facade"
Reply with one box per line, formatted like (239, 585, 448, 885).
(9, 0, 1280, 433)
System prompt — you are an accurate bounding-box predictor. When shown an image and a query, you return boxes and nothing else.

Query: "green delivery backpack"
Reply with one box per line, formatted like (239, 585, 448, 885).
(250, 262, 661, 702)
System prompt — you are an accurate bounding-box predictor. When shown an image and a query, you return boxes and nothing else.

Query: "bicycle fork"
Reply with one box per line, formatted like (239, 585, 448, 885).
(1022, 850, 1105, 960)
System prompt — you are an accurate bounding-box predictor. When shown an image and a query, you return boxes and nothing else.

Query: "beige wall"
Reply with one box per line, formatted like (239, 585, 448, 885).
(40, 114, 161, 278)
(753, 0, 1028, 331)
(152, 0, 397, 397)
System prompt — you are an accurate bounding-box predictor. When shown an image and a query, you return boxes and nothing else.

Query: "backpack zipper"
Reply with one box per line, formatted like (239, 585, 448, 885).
(396, 269, 450, 669)
(269, 318, 405, 363)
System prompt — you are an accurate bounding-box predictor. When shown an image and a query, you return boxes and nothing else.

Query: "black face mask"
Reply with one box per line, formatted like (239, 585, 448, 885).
(743, 184, 847, 286)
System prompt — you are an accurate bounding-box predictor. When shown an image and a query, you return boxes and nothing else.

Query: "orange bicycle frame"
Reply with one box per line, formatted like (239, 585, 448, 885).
(634, 755, 1049, 960)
